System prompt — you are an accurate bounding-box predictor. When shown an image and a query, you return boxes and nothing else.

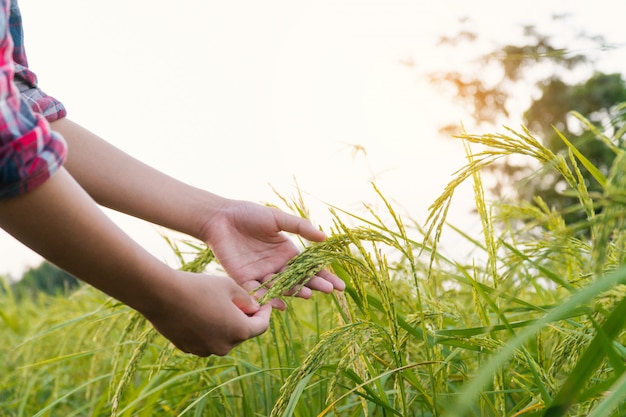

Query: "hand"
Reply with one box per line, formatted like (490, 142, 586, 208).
(142, 271, 272, 357)
(199, 199, 345, 309)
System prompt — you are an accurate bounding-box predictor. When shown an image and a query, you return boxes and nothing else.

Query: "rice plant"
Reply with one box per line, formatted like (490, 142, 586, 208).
(1, 109, 626, 416)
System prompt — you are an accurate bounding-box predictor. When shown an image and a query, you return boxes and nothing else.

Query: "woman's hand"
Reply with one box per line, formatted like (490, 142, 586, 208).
(143, 271, 272, 357)
(199, 199, 345, 309)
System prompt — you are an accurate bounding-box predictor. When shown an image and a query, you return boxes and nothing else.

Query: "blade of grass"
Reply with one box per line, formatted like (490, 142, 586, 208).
(280, 373, 315, 417)
(553, 127, 607, 189)
(317, 362, 433, 417)
(543, 293, 626, 416)
(31, 373, 112, 417)
(434, 308, 587, 338)
(585, 369, 626, 417)
(442, 263, 626, 417)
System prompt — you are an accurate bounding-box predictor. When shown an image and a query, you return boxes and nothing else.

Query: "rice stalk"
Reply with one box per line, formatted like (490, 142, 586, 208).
(255, 228, 395, 305)
(317, 361, 438, 417)
(337, 227, 408, 413)
(585, 368, 626, 417)
(327, 341, 377, 416)
(368, 184, 442, 408)
(591, 150, 626, 274)
(425, 126, 589, 263)
(543, 291, 626, 416)
(570, 111, 621, 156)
(441, 263, 626, 417)
(164, 237, 216, 273)
(270, 178, 313, 221)
(466, 139, 510, 412)
(110, 326, 157, 417)
(270, 321, 388, 417)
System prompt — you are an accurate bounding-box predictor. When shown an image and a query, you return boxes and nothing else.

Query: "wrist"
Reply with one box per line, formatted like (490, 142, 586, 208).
(191, 191, 232, 242)
(129, 264, 184, 319)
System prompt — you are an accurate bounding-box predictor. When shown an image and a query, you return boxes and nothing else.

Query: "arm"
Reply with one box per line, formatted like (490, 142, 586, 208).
(0, 168, 271, 356)
(53, 118, 345, 306)
(52, 118, 217, 239)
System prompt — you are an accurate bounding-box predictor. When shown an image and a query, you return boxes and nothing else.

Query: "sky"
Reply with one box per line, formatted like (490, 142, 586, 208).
(1, 0, 625, 277)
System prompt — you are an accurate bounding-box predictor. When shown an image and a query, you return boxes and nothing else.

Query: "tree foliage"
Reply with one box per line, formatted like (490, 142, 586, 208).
(427, 15, 626, 224)
(9, 261, 80, 300)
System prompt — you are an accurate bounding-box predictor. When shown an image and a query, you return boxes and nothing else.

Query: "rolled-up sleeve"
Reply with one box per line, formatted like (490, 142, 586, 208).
(10, 0, 66, 122)
(0, 0, 66, 199)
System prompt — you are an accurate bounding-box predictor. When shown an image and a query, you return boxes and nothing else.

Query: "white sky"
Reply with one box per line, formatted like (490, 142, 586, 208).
(1, 0, 625, 277)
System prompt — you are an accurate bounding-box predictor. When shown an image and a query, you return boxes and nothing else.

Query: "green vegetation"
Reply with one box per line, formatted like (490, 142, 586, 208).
(427, 17, 626, 224)
(4, 262, 80, 301)
(2, 108, 626, 416)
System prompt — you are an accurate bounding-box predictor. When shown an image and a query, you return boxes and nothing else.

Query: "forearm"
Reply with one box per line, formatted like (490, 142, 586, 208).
(51, 118, 222, 240)
(0, 168, 272, 356)
(0, 168, 172, 314)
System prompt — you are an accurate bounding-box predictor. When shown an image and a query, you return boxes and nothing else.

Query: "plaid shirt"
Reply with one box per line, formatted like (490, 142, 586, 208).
(0, 0, 67, 199)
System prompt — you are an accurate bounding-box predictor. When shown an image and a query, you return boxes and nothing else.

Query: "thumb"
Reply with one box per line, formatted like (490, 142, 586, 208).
(275, 211, 327, 242)
(232, 291, 272, 338)
(246, 304, 272, 337)
(231, 284, 272, 337)
(232, 288, 262, 316)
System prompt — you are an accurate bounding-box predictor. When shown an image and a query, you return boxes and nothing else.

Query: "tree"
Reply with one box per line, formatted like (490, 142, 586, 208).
(520, 73, 626, 223)
(11, 261, 80, 300)
(425, 16, 626, 224)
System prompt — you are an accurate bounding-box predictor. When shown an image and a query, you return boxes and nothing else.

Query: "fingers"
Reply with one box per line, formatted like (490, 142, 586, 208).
(316, 269, 346, 291)
(290, 285, 313, 299)
(209, 302, 272, 357)
(230, 286, 273, 343)
(270, 210, 346, 294)
(232, 288, 262, 315)
(294, 269, 345, 296)
(255, 267, 345, 301)
(240, 279, 288, 310)
(301, 275, 333, 294)
(144, 273, 274, 358)
(245, 304, 272, 337)
(274, 209, 327, 242)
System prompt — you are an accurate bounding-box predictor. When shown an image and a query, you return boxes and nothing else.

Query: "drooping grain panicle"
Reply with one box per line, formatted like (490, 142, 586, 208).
(590, 149, 626, 273)
(255, 227, 396, 305)
(108, 310, 145, 403)
(164, 236, 216, 273)
(110, 319, 156, 417)
(424, 125, 594, 274)
(270, 321, 389, 417)
(270, 177, 313, 221)
(466, 140, 499, 288)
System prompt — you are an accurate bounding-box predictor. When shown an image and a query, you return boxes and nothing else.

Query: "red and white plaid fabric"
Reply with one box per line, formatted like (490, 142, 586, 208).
(0, 0, 67, 199)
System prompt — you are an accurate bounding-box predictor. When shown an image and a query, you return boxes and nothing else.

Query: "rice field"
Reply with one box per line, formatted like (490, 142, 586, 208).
(2, 112, 626, 416)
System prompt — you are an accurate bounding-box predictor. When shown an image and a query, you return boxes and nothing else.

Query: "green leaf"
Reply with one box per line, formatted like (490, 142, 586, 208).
(553, 126, 607, 188)
(543, 294, 626, 416)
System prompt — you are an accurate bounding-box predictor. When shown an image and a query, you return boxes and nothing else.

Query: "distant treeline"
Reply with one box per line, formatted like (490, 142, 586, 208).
(2, 262, 80, 299)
